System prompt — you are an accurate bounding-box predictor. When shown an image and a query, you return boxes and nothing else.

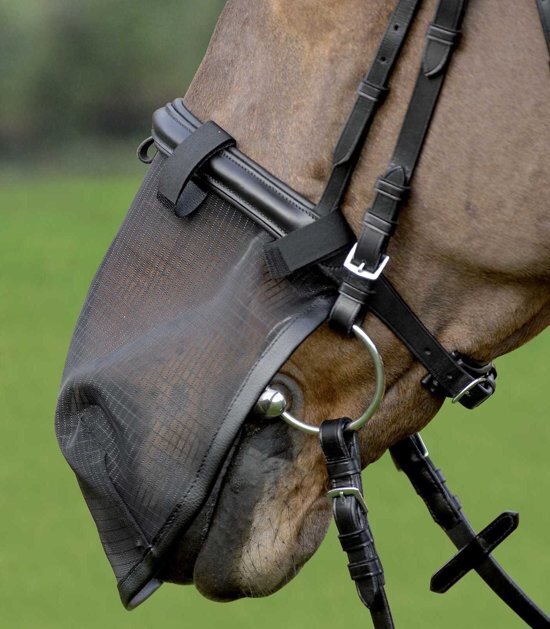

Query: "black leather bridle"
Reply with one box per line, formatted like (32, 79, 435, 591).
(152, 0, 550, 625)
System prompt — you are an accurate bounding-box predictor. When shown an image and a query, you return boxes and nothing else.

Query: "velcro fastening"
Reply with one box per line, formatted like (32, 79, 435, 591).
(158, 120, 235, 211)
(264, 210, 353, 278)
(174, 181, 208, 218)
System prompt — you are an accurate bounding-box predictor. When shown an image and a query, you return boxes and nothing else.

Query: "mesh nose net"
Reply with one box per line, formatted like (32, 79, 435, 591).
(55, 136, 333, 607)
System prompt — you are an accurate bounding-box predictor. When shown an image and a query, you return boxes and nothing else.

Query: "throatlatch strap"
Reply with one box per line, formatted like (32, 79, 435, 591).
(158, 121, 235, 216)
(390, 435, 550, 628)
(264, 0, 422, 278)
(319, 420, 394, 629)
(331, 0, 468, 330)
(536, 0, 550, 58)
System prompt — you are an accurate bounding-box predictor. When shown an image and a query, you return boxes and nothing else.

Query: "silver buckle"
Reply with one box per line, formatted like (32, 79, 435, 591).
(451, 376, 490, 404)
(326, 486, 368, 514)
(344, 243, 390, 280)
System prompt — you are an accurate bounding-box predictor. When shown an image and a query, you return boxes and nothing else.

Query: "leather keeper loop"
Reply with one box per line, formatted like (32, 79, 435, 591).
(338, 280, 372, 304)
(325, 458, 361, 479)
(358, 80, 388, 103)
(339, 529, 372, 553)
(426, 23, 461, 47)
(348, 559, 384, 581)
(364, 212, 397, 237)
(375, 176, 410, 202)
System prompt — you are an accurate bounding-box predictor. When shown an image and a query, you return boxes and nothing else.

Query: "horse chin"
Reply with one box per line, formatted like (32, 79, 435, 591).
(193, 497, 330, 602)
(162, 413, 331, 601)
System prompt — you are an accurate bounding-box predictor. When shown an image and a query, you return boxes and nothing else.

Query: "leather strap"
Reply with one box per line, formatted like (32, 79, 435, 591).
(319, 419, 394, 629)
(158, 121, 235, 215)
(537, 0, 550, 58)
(331, 0, 468, 331)
(263, 0, 422, 277)
(430, 511, 519, 593)
(390, 435, 550, 628)
(317, 0, 423, 217)
(367, 277, 497, 408)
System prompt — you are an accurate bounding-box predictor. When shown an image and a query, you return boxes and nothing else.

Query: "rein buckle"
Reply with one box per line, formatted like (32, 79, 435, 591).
(326, 486, 369, 515)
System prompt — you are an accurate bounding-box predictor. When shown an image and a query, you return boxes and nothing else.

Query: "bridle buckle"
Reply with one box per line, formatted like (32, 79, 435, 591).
(451, 376, 494, 406)
(451, 353, 497, 409)
(326, 486, 368, 515)
(344, 243, 390, 280)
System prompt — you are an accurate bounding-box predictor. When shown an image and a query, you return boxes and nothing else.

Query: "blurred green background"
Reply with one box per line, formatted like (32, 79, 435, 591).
(1, 2, 548, 628)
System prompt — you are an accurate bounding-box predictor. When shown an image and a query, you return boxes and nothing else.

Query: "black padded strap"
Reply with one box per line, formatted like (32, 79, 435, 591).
(158, 120, 235, 212)
(390, 435, 550, 628)
(263, 0, 422, 277)
(319, 419, 394, 629)
(331, 0, 468, 332)
(537, 0, 550, 58)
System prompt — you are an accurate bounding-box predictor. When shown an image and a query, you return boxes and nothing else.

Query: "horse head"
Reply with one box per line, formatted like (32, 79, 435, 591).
(56, 0, 550, 621)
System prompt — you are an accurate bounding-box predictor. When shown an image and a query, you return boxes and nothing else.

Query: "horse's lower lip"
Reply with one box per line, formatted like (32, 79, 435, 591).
(160, 384, 329, 602)
(191, 415, 333, 603)
(157, 437, 240, 586)
(191, 416, 296, 599)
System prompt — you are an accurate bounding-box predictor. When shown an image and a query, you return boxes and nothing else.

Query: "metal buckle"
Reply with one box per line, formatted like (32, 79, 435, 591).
(413, 433, 429, 459)
(326, 486, 368, 515)
(451, 374, 494, 406)
(344, 243, 390, 280)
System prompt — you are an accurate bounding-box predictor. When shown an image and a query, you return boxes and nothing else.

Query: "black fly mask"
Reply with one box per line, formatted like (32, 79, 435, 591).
(55, 110, 334, 606)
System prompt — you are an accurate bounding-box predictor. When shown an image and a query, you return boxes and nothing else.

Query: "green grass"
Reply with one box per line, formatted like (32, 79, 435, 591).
(0, 176, 548, 628)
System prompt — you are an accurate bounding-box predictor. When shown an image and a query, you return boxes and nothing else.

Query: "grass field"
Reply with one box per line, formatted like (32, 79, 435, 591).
(1, 176, 548, 628)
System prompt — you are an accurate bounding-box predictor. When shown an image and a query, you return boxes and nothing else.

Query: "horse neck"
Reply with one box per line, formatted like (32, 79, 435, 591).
(184, 0, 550, 365)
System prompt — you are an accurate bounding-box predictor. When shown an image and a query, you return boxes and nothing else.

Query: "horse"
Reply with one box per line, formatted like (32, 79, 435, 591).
(55, 0, 550, 624)
(172, 0, 550, 601)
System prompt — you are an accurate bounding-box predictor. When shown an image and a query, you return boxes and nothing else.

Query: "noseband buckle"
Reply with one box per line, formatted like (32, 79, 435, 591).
(451, 353, 497, 409)
(451, 375, 495, 407)
(344, 244, 390, 280)
(422, 353, 497, 410)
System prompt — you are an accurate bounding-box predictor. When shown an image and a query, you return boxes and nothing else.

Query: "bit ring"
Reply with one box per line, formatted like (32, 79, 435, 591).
(256, 325, 385, 434)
